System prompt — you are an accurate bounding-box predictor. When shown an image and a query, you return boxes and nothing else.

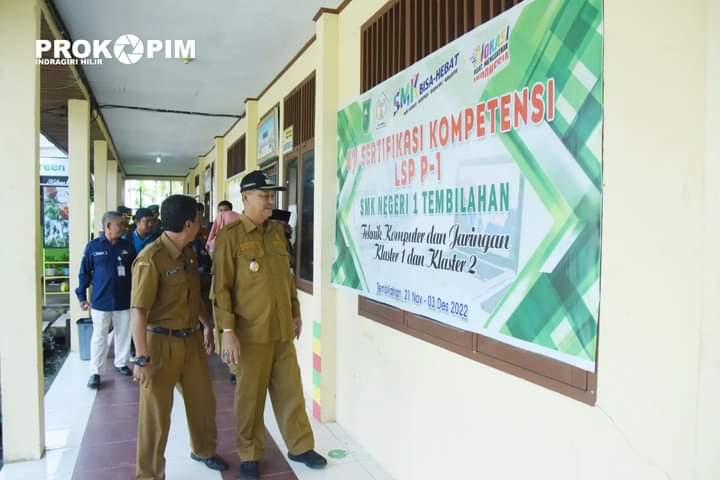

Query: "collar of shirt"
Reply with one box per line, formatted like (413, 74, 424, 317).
(239, 213, 270, 234)
(160, 232, 184, 259)
(99, 233, 123, 247)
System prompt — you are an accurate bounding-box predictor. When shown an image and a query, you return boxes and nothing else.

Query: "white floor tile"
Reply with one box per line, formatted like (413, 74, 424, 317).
(325, 422, 349, 440)
(262, 395, 392, 480)
(313, 436, 352, 465)
(292, 461, 376, 480)
(308, 416, 336, 441)
(0, 447, 78, 480)
(360, 459, 395, 480)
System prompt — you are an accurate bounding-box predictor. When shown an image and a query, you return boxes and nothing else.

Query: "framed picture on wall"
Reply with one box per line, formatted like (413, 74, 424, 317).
(257, 106, 279, 163)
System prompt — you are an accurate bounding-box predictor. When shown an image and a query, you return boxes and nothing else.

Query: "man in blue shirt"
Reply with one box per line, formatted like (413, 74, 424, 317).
(132, 207, 158, 253)
(76, 211, 137, 389)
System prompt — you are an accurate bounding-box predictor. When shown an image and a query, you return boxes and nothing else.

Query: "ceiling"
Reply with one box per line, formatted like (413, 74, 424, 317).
(40, 17, 113, 166)
(51, 0, 342, 176)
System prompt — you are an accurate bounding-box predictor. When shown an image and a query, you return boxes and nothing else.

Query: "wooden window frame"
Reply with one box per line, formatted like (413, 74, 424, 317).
(283, 140, 315, 294)
(357, 0, 598, 405)
(227, 135, 246, 179)
(281, 74, 317, 294)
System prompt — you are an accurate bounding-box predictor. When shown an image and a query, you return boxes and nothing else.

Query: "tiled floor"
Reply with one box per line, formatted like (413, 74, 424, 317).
(0, 350, 392, 480)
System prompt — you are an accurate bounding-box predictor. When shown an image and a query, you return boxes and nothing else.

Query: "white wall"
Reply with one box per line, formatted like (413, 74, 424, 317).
(697, 0, 720, 476)
(329, 0, 719, 479)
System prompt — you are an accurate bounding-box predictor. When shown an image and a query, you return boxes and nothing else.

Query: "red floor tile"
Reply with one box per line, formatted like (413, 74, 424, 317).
(83, 418, 138, 444)
(72, 465, 136, 480)
(73, 438, 137, 472)
(71, 352, 298, 480)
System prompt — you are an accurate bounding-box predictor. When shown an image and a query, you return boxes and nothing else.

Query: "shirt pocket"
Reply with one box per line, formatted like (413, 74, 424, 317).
(271, 239, 291, 269)
(158, 266, 187, 303)
(235, 241, 266, 288)
(161, 266, 186, 285)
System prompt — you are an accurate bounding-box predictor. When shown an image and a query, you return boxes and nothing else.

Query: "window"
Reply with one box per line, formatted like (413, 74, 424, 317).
(124, 179, 184, 210)
(284, 74, 315, 150)
(283, 148, 314, 292)
(227, 135, 246, 178)
(283, 74, 316, 293)
(358, 0, 597, 405)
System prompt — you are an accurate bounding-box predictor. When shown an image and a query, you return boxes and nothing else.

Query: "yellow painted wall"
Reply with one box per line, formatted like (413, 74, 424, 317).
(204, 0, 719, 478)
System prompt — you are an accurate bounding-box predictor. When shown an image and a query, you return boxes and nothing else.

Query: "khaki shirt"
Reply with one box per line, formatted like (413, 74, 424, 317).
(212, 214, 300, 343)
(131, 232, 201, 329)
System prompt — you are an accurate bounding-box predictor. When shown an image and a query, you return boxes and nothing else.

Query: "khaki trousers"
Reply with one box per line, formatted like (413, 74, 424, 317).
(136, 331, 217, 480)
(234, 341, 314, 460)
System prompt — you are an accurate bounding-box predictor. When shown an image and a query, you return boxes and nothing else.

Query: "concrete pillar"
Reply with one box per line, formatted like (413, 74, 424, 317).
(68, 98, 91, 352)
(245, 99, 259, 171)
(0, 0, 45, 461)
(214, 136, 227, 215)
(93, 140, 108, 231)
(197, 156, 206, 201)
(106, 159, 118, 210)
(311, 11, 340, 422)
(117, 171, 125, 206)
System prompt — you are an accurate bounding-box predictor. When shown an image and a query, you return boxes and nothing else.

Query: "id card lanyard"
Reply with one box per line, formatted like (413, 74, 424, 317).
(117, 255, 126, 277)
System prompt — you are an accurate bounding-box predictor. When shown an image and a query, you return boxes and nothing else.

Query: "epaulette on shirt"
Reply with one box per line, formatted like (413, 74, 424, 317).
(134, 238, 163, 267)
(222, 218, 245, 232)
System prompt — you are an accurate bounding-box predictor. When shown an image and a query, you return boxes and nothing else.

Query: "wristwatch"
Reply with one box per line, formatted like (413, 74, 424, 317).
(130, 355, 151, 367)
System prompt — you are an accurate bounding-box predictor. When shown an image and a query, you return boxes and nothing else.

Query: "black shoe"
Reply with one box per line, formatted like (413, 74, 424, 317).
(190, 453, 228, 471)
(229, 374, 236, 384)
(239, 461, 260, 479)
(288, 450, 327, 469)
(115, 366, 133, 376)
(87, 374, 100, 390)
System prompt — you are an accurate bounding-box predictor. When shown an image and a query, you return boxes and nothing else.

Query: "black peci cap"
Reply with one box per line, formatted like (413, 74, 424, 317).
(240, 170, 286, 193)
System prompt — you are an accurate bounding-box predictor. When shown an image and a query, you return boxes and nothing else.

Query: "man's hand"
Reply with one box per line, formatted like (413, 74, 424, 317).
(80, 301, 90, 311)
(221, 331, 241, 365)
(133, 365, 152, 388)
(293, 317, 302, 339)
(203, 326, 215, 355)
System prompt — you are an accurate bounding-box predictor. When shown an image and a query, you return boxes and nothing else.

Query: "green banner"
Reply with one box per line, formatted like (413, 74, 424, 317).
(333, 0, 603, 371)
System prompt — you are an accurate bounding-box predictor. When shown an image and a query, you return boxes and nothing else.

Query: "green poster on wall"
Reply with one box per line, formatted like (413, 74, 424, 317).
(332, 0, 603, 371)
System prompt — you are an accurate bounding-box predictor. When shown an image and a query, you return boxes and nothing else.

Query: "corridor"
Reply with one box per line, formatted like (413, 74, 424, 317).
(0, 350, 391, 480)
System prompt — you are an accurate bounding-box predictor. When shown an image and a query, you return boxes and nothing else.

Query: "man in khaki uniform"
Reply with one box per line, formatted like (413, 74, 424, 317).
(213, 170, 327, 479)
(130, 195, 228, 480)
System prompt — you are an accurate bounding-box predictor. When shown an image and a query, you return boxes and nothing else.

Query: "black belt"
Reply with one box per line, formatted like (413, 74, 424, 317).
(146, 324, 201, 338)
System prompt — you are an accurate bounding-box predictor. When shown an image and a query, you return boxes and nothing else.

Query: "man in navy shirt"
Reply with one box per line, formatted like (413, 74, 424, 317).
(132, 207, 158, 253)
(76, 211, 137, 389)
